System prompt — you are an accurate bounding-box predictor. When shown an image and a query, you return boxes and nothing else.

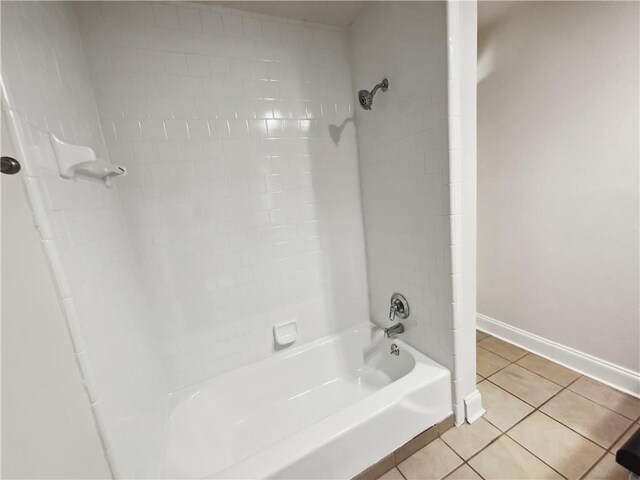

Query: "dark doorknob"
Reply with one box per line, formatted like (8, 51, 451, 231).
(1, 156, 21, 175)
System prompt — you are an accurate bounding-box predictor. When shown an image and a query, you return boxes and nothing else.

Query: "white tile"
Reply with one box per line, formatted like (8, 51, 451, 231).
(138, 49, 165, 73)
(222, 14, 244, 37)
(209, 57, 231, 76)
(163, 52, 188, 75)
(163, 119, 189, 141)
(141, 119, 167, 141)
(351, 2, 453, 370)
(177, 7, 202, 32)
(242, 17, 263, 40)
(153, 3, 179, 29)
(201, 11, 223, 34)
(58, 9, 415, 471)
(187, 119, 211, 140)
(111, 47, 140, 71)
(187, 54, 210, 77)
(262, 21, 280, 43)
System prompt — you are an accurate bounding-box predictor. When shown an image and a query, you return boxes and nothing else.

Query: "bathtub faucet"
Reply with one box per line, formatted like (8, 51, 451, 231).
(389, 293, 410, 322)
(384, 323, 405, 338)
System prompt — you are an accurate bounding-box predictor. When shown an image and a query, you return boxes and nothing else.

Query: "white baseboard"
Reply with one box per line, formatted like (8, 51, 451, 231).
(476, 313, 640, 398)
(464, 389, 486, 423)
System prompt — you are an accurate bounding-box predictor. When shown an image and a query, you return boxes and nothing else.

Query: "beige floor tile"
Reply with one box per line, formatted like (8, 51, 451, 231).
(478, 336, 528, 361)
(468, 436, 562, 479)
(507, 411, 604, 479)
(444, 464, 483, 479)
(489, 364, 562, 407)
(398, 438, 463, 480)
(377, 467, 405, 480)
(613, 422, 640, 451)
(516, 353, 580, 387)
(583, 453, 628, 480)
(476, 330, 489, 342)
(441, 418, 500, 460)
(477, 380, 534, 431)
(569, 376, 640, 420)
(476, 347, 510, 378)
(476, 374, 482, 383)
(541, 389, 632, 448)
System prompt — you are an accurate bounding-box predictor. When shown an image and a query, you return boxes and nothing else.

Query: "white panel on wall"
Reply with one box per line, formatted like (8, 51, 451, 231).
(1, 2, 168, 477)
(76, 1, 370, 391)
(349, 3, 455, 370)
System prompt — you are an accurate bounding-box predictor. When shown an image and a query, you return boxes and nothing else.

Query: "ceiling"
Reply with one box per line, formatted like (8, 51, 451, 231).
(208, 1, 369, 27)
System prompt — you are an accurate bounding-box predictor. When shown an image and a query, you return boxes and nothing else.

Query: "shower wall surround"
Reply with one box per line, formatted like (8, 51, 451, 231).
(0, 2, 168, 477)
(350, 3, 452, 371)
(75, 1, 369, 390)
(3, 1, 476, 476)
(350, 1, 480, 423)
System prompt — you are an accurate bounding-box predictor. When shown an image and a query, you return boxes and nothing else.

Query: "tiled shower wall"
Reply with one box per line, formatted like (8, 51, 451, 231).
(0, 2, 167, 477)
(349, 3, 454, 370)
(75, 1, 370, 390)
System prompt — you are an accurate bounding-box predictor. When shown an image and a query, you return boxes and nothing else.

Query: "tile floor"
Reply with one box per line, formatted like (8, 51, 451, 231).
(378, 330, 640, 480)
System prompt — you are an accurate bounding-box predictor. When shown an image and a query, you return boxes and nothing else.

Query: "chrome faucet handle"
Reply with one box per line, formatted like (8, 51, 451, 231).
(389, 293, 409, 322)
(389, 302, 399, 321)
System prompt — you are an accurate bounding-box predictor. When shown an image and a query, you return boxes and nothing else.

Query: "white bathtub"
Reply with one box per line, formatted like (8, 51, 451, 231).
(161, 323, 452, 479)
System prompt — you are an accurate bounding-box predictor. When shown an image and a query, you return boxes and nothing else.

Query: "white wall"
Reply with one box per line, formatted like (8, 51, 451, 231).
(349, 3, 455, 374)
(1, 111, 110, 479)
(478, 2, 639, 376)
(75, 1, 369, 391)
(1, 2, 168, 476)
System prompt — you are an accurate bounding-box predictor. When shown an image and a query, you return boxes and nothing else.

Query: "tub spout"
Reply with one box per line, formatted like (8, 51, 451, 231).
(384, 323, 405, 338)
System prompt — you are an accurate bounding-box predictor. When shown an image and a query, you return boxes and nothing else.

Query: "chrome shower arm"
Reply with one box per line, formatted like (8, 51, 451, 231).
(370, 78, 389, 96)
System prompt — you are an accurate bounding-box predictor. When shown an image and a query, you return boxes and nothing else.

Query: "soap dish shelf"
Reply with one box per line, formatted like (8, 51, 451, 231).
(273, 320, 299, 347)
(50, 134, 126, 188)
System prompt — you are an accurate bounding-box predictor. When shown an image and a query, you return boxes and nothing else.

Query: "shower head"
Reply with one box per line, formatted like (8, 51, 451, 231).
(358, 78, 389, 110)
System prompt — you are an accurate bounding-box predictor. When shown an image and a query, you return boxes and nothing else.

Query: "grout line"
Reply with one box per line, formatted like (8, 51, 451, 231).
(482, 376, 542, 410)
(607, 421, 636, 453)
(503, 433, 569, 480)
(378, 332, 631, 480)
(464, 461, 485, 479)
(579, 450, 609, 480)
(489, 362, 567, 401)
(464, 431, 505, 464)
(441, 436, 467, 466)
(478, 337, 529, 363)
(533, 395, 629, 455)
(477, 350, 515, 381)
(513, 356, 581, 389)
(468, 385, 570, 479)
(498, 387, 570, 473)
(482, 350, 617, 454)
(471, 332, 610, 480)
(479, 330, 639, 419)
(561, 383, 640, 422)
(397, 465, 408, 480)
